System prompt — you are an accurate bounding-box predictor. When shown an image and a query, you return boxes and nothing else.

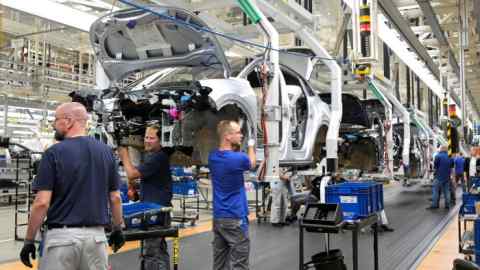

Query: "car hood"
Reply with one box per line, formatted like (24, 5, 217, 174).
(90, 6, 231, 82)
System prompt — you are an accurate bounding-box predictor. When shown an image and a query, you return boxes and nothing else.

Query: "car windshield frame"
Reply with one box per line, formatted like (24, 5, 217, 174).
(124, 60, 247, 92)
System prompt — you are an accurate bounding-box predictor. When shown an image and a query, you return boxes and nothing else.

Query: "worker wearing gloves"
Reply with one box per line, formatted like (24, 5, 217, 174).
(209, 120, 256, 270)
(118, 124, 173, 270)
(20, 102, 124, 269)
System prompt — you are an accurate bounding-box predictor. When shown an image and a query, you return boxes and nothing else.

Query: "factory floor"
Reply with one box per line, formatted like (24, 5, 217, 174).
(0, 180, 469, 270)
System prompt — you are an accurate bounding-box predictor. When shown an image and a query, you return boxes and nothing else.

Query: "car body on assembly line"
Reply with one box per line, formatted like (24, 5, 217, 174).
(72, 6, 331, 167)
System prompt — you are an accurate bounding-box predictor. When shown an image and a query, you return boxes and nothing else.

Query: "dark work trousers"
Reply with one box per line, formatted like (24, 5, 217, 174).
(141, 215, 171, 270)
(432, 178, 450, 208)
(455, 174, 466, 192)
(450, 180, 456, 204)
(141, 238, 170, 270)
(213, 218, 250, 270)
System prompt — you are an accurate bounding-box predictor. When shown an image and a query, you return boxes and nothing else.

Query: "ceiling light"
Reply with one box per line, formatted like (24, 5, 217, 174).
(377, 14, 462, 119)
(1, 0, 98, 32)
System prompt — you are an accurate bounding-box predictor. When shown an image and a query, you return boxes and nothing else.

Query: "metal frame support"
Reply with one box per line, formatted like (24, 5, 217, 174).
(257, 0, 343, 174)
(368, 78, 394, 179)
(1, 93, 7, 137)
(406, 66, 411, 108)
(411, 112, 433, 181)
(416, 76, 421, 110)
(372, 76, 411, 173)
(351, 0, 379, 64)
(238, 0, 282, 181)
(428, 89, 433, 127)
(459, 0, 467, 140)
(383, 43, 390, 79)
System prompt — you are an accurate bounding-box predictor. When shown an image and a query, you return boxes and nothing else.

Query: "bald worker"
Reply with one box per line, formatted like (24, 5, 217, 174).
(20, 102, 125, 269)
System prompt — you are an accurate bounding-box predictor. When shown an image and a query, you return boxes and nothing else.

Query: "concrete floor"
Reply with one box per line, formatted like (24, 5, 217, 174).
(0, 184, 225, 263)
(0, 179, 461, 270)
(109, 181, 460, 270)
(0, 205, 27, 264)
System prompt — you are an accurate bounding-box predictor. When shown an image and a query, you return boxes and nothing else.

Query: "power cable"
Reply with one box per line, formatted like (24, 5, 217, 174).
(116, 0, 344, 62)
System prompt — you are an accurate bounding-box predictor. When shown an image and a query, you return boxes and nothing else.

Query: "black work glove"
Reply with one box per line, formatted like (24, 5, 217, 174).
(108, 229, 125, 253)
(20, 239, 36, 268)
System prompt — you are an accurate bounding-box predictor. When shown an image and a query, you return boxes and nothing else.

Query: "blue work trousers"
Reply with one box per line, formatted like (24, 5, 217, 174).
(432, 178, 450, 208)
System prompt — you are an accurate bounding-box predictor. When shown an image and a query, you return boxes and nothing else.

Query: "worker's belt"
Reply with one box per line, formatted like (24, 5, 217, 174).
(46, 224, 103, 230)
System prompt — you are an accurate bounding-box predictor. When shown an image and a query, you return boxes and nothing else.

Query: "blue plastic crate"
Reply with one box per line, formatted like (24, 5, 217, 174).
(461, 193, 480, 214)
(326, 181, 383, 220)
(354, 181, 381, 212)
(122, 202, 167, 229)
(475, 219, 480, 250)
(471, 177, 480, 191)
(173, 179, 198, 196)
(476, 223, 480, 265)
(171, 166, 185, 176)
(171, 166, 193, 177)
(330, 181, 383, 211)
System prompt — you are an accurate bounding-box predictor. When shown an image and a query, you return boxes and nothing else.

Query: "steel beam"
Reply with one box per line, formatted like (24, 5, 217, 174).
(378, 0, 440, 79)
(416, 0, 462, 87)
(474, 0, 480, 42)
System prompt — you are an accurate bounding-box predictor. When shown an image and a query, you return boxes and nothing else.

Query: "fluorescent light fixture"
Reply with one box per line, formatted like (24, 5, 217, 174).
(12, 130, 35, 135)
(376, 14, 462, 119)
(1, 0, 99, 32)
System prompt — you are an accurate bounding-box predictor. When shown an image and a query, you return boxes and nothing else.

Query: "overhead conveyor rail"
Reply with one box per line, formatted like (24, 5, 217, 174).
(343, 0, 471, 120)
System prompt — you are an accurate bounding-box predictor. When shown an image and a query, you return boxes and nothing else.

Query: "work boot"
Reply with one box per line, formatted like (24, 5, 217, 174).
(285, 215, 298, 224)
(380, 225, 395, 232)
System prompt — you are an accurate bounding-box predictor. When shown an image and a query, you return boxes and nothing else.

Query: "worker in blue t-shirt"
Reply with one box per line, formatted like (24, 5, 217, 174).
(427, 145, 454, 210)
(118, 124, 172, 270)
(20, 102, 124, 270)
(454, 152, 466, 192)
(208, 120, 256, 270)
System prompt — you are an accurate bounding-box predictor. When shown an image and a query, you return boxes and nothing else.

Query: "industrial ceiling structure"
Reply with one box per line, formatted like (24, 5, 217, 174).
(0, 0, 479, 122)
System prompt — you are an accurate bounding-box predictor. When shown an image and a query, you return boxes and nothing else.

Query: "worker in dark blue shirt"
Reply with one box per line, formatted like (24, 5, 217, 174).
(209, 120, 256, 270)
(427, 145, 454, 210)
(20, 102, 124, 269)
(118, 124, 172, 270)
